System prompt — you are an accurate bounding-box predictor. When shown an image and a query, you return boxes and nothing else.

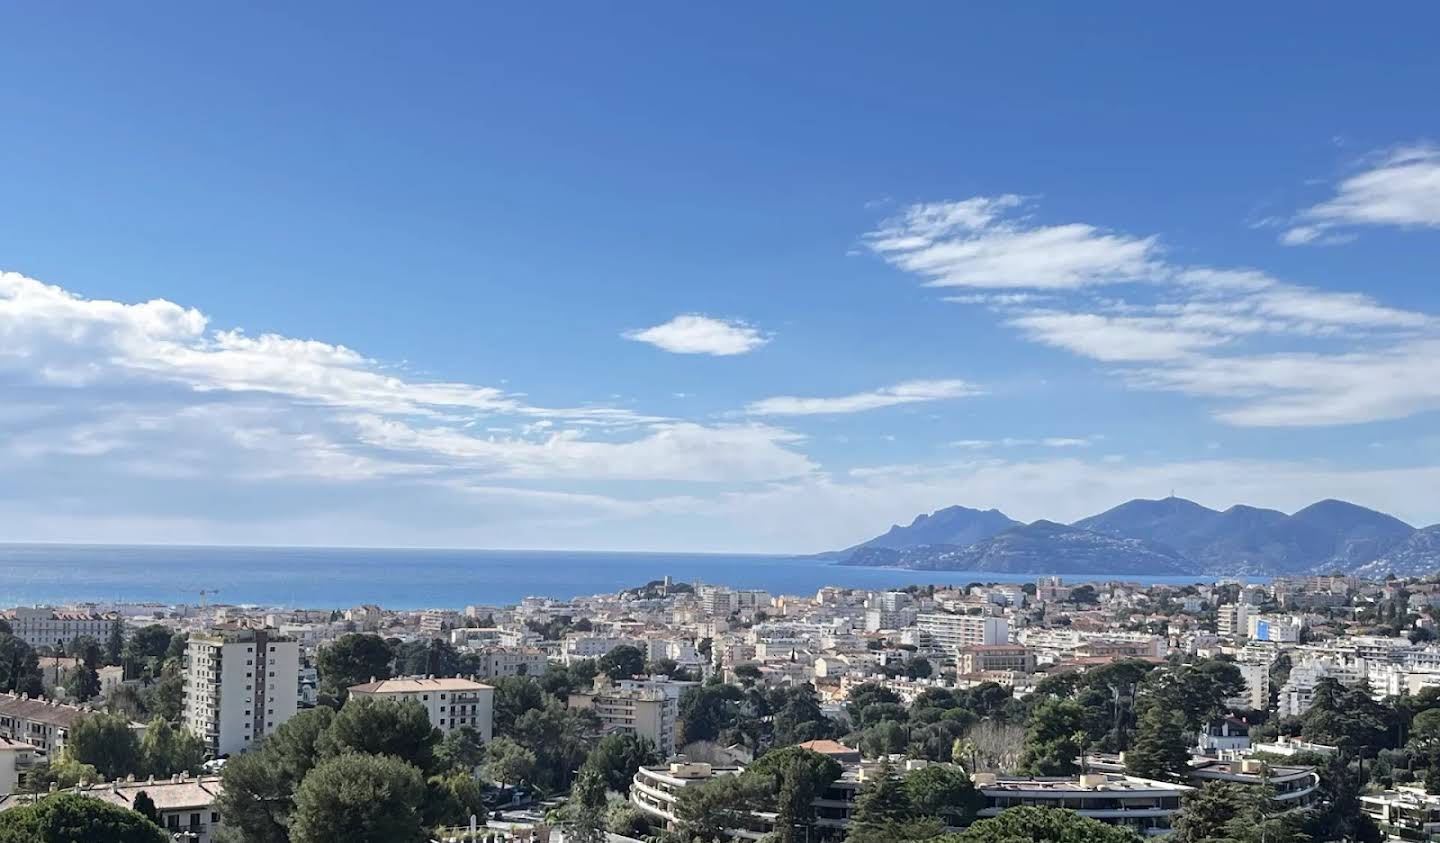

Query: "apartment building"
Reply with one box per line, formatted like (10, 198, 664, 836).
(1217, 604, 1251, 641)
(419, 610, 459, 637)
(633, 759, 1193, 839)
(184, 626, 300, 757)
(569, 680, 680, 755)
(76, 776, 224, 843)
(563, 634, 632, 663)
(0, 737, 38, 796)
(864, 606, 918, 632)
(3, 607, 118, 649)
(1361, 786, 1440, 839)
(957, 644, 1035, 675)
(0, 693, 134, 757)
(467, 646, 549, 679)
(1232, 661, 1270, 712)
(698, 586, 734, 616)
(1034, 577, 1072, 602)
(975, 772, 1193, 836)
(347, 676, 494, 741)
(915, 613, 1010, 650)
(1278, 658, 1368, 718)
(1248, 614, 1302, 643)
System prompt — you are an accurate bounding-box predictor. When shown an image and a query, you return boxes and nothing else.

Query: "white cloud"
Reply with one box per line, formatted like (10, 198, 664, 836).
(1009, 311, 1228, 362)
(0, 270, 814, 488)
(350, 416, 815, 482)
(864, 195, 1439, 428)
(16, 448, 1438, 553)
(1127, 339, 1440, 427)
(1284, 144, 1440, 244)
(866, 196, 1162, 289)
(709, 456, 1440, 552)
(623, 314, 769, 356)
(0, 271, 521, 417)
(950, 437, 1094, 449)
(746, 379, 977, 416)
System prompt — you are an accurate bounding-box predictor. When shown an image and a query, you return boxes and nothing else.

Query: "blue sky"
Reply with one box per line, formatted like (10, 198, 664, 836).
(3, 4, 1440, 551)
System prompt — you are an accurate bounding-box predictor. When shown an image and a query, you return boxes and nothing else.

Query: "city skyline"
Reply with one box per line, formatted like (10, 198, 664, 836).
(3, 6, 1440, 552)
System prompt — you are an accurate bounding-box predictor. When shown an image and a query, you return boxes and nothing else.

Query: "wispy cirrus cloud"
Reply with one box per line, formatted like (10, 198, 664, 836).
(865, 196, 1163, 289)
(623, 314, 769, 356)
(950, 436, 1096, 449)
(745, 378, 978, 416)
(1283, 144, 1440, 245)
(866, 191, 1439, 428)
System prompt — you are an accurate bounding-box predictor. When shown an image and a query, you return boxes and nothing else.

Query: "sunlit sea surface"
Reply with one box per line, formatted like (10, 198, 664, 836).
(0, 544, 1245, 610)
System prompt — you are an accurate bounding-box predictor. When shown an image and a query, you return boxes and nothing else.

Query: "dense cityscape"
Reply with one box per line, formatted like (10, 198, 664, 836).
(0, 574, 1438, 841)
(5, 4, 1439, 843)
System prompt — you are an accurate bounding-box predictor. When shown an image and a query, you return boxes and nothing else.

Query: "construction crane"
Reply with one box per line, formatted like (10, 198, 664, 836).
(194, 589, 221, 612)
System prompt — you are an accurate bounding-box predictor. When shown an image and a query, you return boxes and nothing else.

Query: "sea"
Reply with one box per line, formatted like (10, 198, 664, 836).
(0, 543, 1233, 610)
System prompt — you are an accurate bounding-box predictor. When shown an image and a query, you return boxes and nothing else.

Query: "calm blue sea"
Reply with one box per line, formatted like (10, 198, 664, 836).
(0, 544, 1230, 610)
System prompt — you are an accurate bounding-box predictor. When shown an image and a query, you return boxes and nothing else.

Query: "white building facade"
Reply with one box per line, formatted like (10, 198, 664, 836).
(184, 627, 300, 757)
(347, 677, 494, 741)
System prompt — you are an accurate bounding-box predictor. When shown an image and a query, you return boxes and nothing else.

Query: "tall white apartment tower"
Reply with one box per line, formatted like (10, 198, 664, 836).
(184, 626, 299, 757)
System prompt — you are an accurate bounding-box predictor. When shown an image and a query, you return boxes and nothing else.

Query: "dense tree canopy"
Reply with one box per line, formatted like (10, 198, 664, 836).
(599, 644, 647, 680)
(317, 697, 442, 775)
(0, 794, 167, 843)
(1125, 706, 1190, 781)
(582, 732, 660, 793)
(289, 753, 429, 843)
(940, 806, 1141, 843)
(316, 634, 393, 703)
(390, 639, 461, 678)
(64, 713, 141, 781)
(1019, 698, 1087, 776)
(0, 631, 43, 697)
(139, 716, 207, 778)
(1302, 677, 1391, 756)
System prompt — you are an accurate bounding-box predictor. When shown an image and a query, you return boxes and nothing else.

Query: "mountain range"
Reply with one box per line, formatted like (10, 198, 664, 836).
(835, 498, 1440, 576)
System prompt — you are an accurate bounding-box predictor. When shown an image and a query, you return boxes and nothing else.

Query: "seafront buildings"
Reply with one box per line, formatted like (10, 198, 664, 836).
(3, 570, 1440, 838)
(3, 607, 118, 649)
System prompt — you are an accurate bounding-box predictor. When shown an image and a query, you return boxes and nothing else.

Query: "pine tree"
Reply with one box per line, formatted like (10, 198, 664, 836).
(566, 768, 607, 843)
(132, 790, 160, 825)
(65, 664, 101, 703)
(106, 618, 126, 668)
(852, 761, 914, 827)
(1126, 706, 1190, 780)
